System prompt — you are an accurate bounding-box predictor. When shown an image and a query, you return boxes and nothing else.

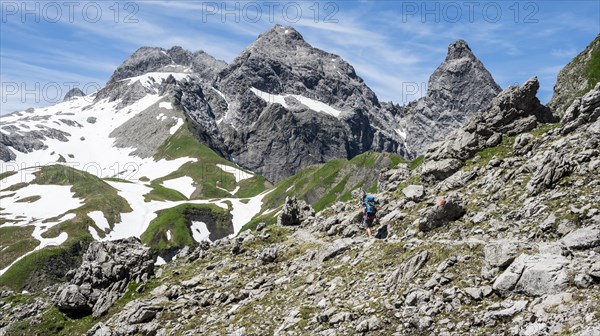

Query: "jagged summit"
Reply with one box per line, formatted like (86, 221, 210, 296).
(254, 24, 305, 44)
(445, 39, 477, 61)
(107, 46, 227, 84)
(401, 39, 502, 156)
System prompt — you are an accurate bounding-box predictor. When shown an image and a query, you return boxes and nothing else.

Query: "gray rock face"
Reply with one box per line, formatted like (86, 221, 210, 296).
(493, 253, 570, 297)
(561, 225, 600, 249)
(420, 158, 463, 183)
(53, 237, 154, 317)
(0, 127, 71, 161)
(401, 40, 501, 157)
(277, 196, 315, 226)
(109, 96, 185, 158)
(63, 88, 85, 101)
(560, 83, 600, 135)
(418, 195, 465, 232)
(526, 151, 574, 195)
(427, 77, 556, 162)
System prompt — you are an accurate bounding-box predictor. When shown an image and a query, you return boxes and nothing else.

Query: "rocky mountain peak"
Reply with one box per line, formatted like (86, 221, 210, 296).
(428, 39, 500, 103)
(445, 39, 476, 61)
(107, 46, 227, 85)
(402, 39, 502, 157)
(251, 25, 306, 49)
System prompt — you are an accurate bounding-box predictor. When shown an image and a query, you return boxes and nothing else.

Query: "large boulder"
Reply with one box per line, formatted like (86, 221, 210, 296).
(53, 237, 154, 317)
(277, 196, 315, 226)
(484, 241, 520, 268)
(561, 225, 600, 250)
(493, 253, 570, 297)
(418, 195, 466, 232)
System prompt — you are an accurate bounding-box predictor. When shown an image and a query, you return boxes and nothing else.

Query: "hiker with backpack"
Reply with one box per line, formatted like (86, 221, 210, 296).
(362, 194, 377, 238)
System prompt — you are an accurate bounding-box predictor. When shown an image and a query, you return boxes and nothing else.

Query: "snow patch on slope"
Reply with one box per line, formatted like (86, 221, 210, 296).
(159, 102, 173, 110)
(190, 221, 211, 243)
(1, 185, 84, 222)
(216, 164, 253, 183)
(162, 176, 195, 198)
(250, 87, 343, 118)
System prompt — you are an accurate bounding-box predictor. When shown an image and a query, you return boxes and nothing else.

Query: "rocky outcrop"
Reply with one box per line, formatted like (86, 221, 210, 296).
(277, 196, 315, 226)
(560, 83, 600, 135)
(493, 253, 570, 297)
(53, 237, 154, 318)
(0, 127, 71, 161)
(484, 241, 520, 268)
(401, 40, 501, 156)
(548, 34, 600, 114)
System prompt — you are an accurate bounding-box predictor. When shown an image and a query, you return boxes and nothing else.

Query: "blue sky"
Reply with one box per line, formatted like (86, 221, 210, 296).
(1, 0, 599, 114)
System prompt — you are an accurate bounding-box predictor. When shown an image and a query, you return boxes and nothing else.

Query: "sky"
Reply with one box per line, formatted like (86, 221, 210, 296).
(1, 0, 599, 114)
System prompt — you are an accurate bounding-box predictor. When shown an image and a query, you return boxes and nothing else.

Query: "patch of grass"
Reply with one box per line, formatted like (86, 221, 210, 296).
(6, 281, 146, 335)
(154, 125, 266, 199)
(299, 305, 317, 320)
(15, 195, 41, 203)
(143, 183, 187, 202)
(339, 182, 363, 203)
(409, 156, 424, 170)
(314, 176, 349, 212)
(240, 212, 278, 232)
(0, 226, 39, 270)
(587, 43, 600, 88)
(139, 176, 150, 182)
(141, 203, 231, 254)
(0, 244, 64, 291)
(367, 179, 378, 194)
(463, 135, 516, 170)
(2, 182, 27, 192)
(530, 122, 561, 137)
(7, 306, 96, 336)
(0, 170, 17, 180)
(350, 151, 379, 168)
(388, 154, 406, 169)
(236, 174, 269, 198)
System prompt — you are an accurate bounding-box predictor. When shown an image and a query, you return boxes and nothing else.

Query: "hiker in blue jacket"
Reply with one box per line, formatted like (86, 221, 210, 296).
(362, 194, 377, 238)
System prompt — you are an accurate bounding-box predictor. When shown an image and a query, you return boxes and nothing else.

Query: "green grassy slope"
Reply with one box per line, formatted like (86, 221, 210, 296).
(151, 124, 269, 200)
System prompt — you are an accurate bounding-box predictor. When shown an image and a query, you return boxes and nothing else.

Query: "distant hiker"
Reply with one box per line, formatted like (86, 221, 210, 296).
(362, 194, 377, 237)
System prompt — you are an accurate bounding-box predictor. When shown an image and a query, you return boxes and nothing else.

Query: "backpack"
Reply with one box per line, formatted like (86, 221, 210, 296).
(364, 195, 376, 215)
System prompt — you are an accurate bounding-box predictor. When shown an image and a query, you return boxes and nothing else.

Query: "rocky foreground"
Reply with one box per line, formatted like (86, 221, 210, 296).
(1, 73, 599, 335)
